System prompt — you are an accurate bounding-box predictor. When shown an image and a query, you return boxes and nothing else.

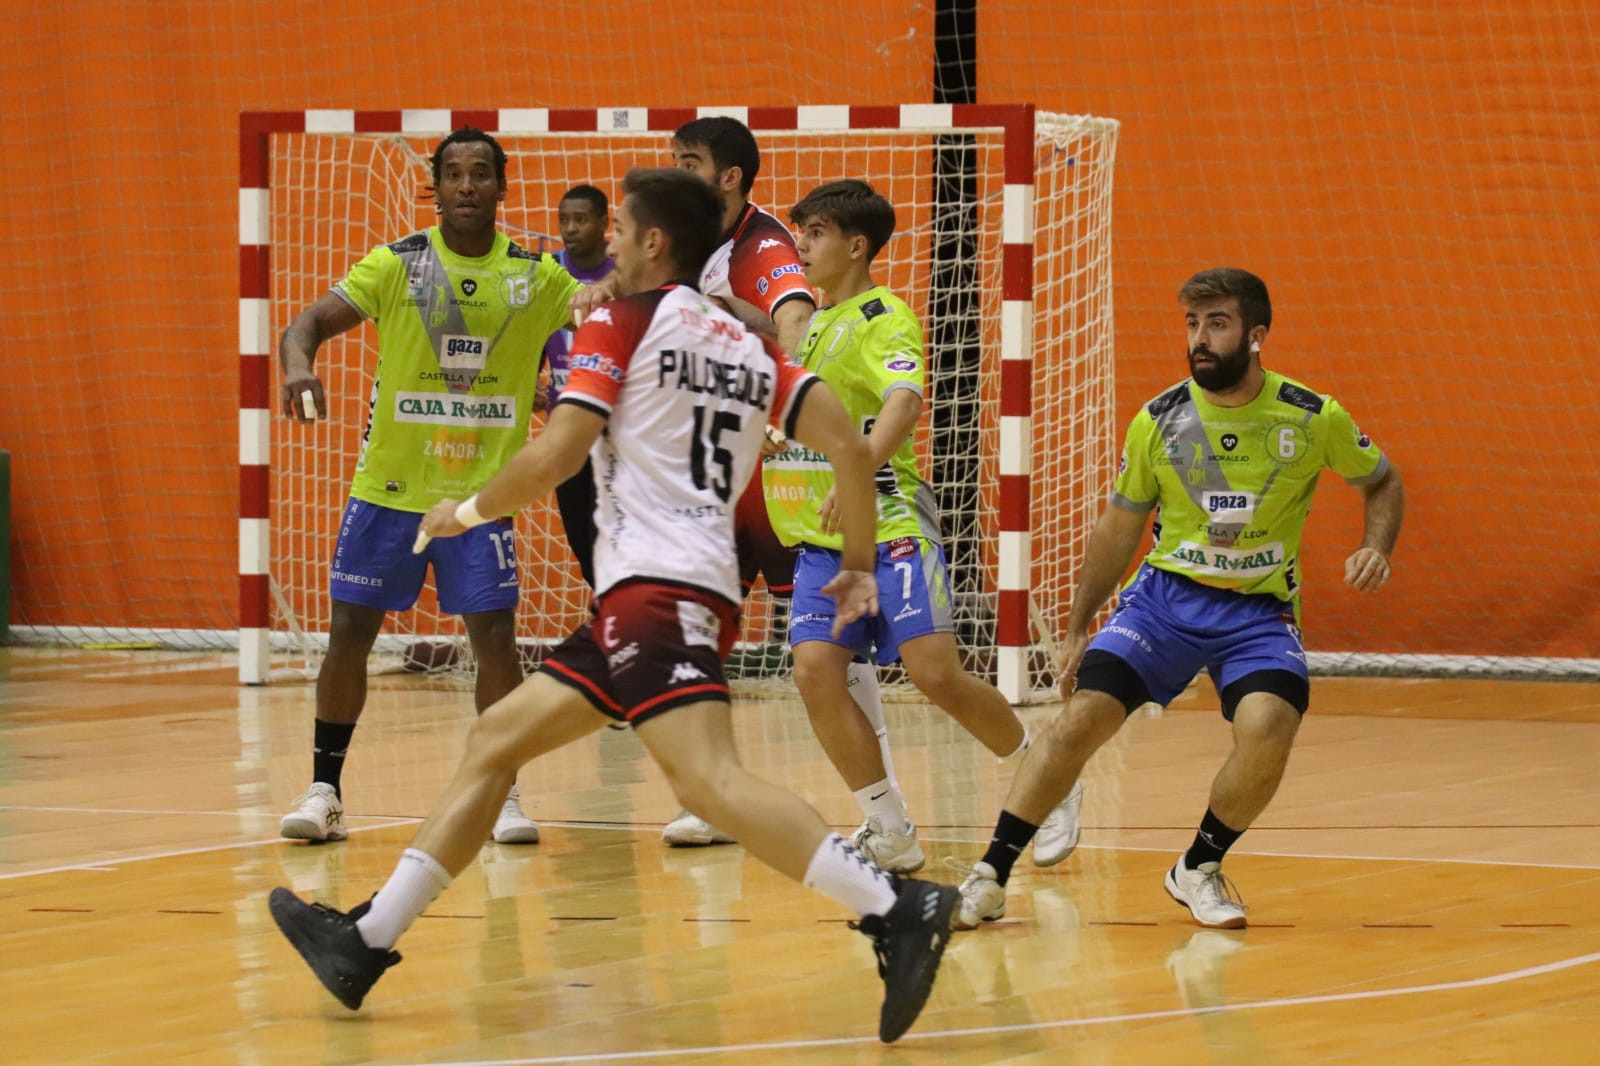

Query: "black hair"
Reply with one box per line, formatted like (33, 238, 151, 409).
(560, 183, 608, 215)
(620, 168, 724, 280)
(672, 116, 760, 195)
(430, 127, 508, 186)
(790, 179, 897, 261)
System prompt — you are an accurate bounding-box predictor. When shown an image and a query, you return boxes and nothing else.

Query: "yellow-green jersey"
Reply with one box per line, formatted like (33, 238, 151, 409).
(1113, 370, 1390, 603)
(764, 286, 942, 549)
(333, 226, 580, 512)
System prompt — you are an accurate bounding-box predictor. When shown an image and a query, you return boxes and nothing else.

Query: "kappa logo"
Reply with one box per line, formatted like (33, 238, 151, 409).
(586, 306, 613, 325)
(669, 661, 708, 684)
(757, 238, 783, 252)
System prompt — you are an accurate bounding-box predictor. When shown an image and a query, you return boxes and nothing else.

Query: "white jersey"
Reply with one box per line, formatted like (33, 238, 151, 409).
(698, 202, 814, 333)
(557, 284, 818, 603)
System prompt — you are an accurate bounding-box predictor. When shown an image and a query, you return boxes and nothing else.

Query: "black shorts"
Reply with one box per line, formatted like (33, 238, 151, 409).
(734, 471, 796, 599)
(539, 579, 740, 726)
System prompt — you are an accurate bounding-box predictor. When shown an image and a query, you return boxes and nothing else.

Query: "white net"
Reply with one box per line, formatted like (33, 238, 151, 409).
(264, 112, 1119, 697)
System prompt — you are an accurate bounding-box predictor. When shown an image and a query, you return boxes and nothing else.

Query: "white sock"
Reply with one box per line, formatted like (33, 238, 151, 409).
(355, 847, 452, 950)
(1001, 725, 1032, 761)
(853, 777, 910, 834)
(847, 661, 898, 790)
(803, 832, 898, 916)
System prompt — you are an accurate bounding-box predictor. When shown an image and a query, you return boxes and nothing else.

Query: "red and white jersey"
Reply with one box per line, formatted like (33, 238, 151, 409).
(558, 284, 819, 603)
(699, 202, 814, 331)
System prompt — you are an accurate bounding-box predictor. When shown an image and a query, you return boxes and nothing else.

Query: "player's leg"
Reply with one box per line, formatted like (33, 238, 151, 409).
(436, 519, 541, 843)
(954, 568, 1205, 927)
(1164, 581, 1310, 929)
(269, 627, 623, 1010)
(881, 538, 1025, 757)
(553, 458, 597, 590)
(283, 499, 427, 842)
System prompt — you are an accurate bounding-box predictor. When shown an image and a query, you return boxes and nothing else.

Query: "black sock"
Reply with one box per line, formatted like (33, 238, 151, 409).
(312, 720, 357, 797)
(979, 810, 1039, 886)
(1183, 807, 1243, 869)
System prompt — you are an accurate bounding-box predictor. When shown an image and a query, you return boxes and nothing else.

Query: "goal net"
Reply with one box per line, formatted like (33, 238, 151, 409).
(241, 106, 1120, 702)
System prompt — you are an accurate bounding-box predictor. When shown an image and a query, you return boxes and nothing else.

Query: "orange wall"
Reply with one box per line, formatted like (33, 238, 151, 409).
(2, 1, 1596, 659)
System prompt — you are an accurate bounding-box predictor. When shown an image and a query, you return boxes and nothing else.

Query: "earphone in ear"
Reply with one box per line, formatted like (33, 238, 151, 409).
(1250, 342, 1261, 353)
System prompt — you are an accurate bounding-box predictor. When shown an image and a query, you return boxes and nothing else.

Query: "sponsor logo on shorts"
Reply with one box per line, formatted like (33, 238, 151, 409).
(669, 661, 708, 683)
(886, 537, 917, 561)
(789, 612, 830, 626)
(332, 572, 384, 588)
(608, 641, 640, 671)
(893, 602, 923, 622)
(1103, 623, 1152, 653)
(678, 602, 721, 648)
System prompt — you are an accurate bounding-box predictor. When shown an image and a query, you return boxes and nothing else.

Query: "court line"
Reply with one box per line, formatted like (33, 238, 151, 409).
(2, 812, 1598, 879)
(409, 949, 1600, 1065)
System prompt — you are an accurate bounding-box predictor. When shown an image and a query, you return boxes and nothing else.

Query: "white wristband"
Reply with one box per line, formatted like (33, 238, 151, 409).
(454, 495, 489, 528)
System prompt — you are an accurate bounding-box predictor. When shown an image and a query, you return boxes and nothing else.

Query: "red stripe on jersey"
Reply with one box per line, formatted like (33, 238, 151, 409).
(726, 206, 811, 319)
(562, 289, 670, 409)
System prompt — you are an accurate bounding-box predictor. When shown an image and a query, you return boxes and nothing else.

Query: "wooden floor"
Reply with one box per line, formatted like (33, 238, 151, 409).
(2, 646, 1598, 1065)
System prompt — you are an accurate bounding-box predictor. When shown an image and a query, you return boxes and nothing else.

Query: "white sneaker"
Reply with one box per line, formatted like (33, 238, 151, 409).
(1166, 929, 1248, 1008)
(491, 787, 541, 844)
(662, 810, 736, 846)
(1164, 859, 1248, 929)
(850, 816, 926, 874)
(1032, 780, 1085, 867)
(280, 782, 348, 842)
(948, 859, 1007, 929)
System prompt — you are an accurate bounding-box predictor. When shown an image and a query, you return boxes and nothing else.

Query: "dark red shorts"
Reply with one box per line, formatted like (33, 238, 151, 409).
(539, 579, 741, 726)
(735, 472, 797, 599)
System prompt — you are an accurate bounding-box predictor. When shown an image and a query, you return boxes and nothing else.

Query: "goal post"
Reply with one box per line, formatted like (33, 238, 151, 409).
(238, 105, 1122, 702)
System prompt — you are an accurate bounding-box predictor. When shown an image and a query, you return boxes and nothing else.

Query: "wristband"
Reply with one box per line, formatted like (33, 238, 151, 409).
(454, 495, 489, 529)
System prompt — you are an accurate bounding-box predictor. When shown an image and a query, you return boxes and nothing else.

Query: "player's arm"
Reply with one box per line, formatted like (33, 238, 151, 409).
(817, 388, 920, 535)
(416, 403, 604, 545)
(1058, 501, 1153, 684)
(278, 291, 363, 421)
(789, 382, 880, 633)
(567, 274, 621, 327)
(772, 296, 815, 355)
(1345, 464, 1405, 591)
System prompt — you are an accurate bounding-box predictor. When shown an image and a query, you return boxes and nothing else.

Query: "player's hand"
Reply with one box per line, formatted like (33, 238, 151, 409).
(1055, 628, 1091, 691)
(817, 488, 841, 536)
(414, 498, 468, 554)
(761, 424, 788, 457)
(281, 370, 326, 422)
(1344, 547, 1391, 592)
(569, 277, 618, 326)
(822, 569, 879, 636)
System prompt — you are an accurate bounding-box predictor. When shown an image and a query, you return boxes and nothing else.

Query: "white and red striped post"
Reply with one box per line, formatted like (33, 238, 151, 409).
(239, 106, 1037, 694)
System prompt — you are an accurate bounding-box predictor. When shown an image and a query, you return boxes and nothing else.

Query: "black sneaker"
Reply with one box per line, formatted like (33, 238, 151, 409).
(851, 878, 959, 1043)
(268, 887, 400, 1010)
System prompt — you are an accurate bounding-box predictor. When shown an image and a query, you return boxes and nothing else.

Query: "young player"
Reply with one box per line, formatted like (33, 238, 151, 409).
(268, 168, 958, 1044)
(953, 267, 1405, 930)
(276, 128, 599, 847)
(766, 180, 1040, 872)
(661, 117, 895, 847)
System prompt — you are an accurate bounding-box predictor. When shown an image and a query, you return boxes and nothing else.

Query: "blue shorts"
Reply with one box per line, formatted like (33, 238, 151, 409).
(1084, 564, 1307, 707)
(328, 498, 519, 615)
(789, 537, 954, 665)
